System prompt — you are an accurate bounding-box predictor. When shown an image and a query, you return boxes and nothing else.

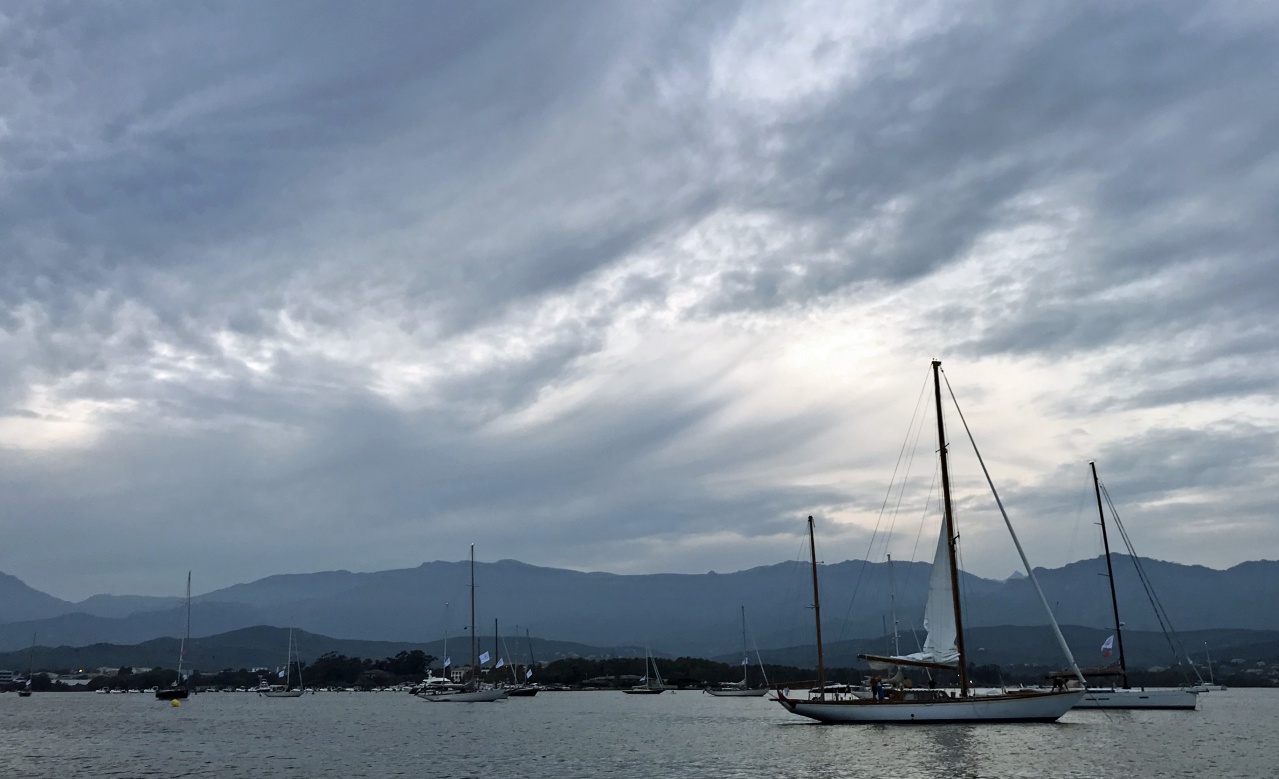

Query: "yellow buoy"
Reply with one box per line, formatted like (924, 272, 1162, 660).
(171, 699, 180, 708)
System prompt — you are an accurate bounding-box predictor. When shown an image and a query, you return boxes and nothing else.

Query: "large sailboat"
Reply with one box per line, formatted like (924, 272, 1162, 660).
(260, 627, 306, 697)
(776, 361, 1086, 723)
(417, 546, 507, 702)
(156, 572, 192, 701)
(1068, 461, 1198, 710)
(706, 607, 770, 697)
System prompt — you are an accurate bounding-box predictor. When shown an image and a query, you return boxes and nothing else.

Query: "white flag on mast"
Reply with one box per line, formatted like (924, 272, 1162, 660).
(479, 651, 491, 665)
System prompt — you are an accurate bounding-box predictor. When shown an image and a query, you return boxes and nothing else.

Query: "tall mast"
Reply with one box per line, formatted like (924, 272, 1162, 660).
(526, 628, 536, 680)
(932, 360, 969, 696)
(470, 545, 477, 687)
(807, 515, 826, 697)
(1091, 460, 1129, 688)
(887, 554, 900, 656)
(740, 605, 749, 686)
(179, 571, 191, 684)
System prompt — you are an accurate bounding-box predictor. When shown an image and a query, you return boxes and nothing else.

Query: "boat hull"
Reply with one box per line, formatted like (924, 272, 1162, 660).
(776, 689, 1085, 723)
(155, 688, 189, 701)
(505, 686, 539, 697)
(705, 688, 769, 697)
(1074, 688, 1198, 710)
(261, 690, 305, 698)
(623, 688, 665, 695)
(417, 688, 508, 702)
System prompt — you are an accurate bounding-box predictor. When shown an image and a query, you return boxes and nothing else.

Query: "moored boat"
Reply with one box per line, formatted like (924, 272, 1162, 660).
(776, 361, 1086, 723)
(1063, 462, 1198, 711)
(156, 572, 192, 701)
(417, 546, 508, 702)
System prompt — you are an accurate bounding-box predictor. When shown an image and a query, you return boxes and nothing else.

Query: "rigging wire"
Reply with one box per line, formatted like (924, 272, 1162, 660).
(1102, 484, 1203, 682)
(835, 367, 933, 645)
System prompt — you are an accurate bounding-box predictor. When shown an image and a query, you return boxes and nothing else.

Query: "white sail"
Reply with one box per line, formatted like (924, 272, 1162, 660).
(869, 521, 958, 669)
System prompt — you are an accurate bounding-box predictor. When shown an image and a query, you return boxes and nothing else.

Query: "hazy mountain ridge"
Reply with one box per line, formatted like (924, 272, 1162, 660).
(0, 625, 644, 675)
(2, 555, 1276, 656)
(5, 624, 1276, 677)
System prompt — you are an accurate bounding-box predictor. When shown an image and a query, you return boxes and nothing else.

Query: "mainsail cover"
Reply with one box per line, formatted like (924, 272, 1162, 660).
(867, 520, 959, 670)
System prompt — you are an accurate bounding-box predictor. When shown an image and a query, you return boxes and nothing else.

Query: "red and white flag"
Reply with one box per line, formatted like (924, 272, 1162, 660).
(1100, 635, 1115, 657)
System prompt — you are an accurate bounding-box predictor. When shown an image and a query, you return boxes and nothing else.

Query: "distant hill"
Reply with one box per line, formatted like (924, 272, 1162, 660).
(0, 572, 74, 623)
(0, 626, 647, 675)
(4, 624, 1276, 681)
(1, 555, 1276, 657)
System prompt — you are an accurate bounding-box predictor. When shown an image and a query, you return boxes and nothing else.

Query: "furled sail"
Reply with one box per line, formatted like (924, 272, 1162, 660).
(862, 519, 959, 671)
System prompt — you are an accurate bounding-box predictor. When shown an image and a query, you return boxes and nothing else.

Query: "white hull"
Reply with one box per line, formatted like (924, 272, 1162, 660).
(260, 690, 304, 698)
(417, 688, 508, 702)
(705, 688, 769, 697)
(1075, 687, 1198, 710)
(776, 689, 1085, 723)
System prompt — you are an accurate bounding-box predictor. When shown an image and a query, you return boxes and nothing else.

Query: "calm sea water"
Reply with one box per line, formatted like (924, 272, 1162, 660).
(0, 688, 1273, 778)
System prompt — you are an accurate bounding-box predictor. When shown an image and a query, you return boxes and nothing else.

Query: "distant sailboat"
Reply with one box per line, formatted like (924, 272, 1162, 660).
(706, 607, 769, 697)
(1196, 643, 1227, 692)
(417, 546, 507, 702)
(1069, 462, 1198, 710)
(260, 628, 305, 697)
(17, 633, 35, 697)
(624, 647, 665, 695)
(156, 572, 192, 701)
(506, 628, 540, 697)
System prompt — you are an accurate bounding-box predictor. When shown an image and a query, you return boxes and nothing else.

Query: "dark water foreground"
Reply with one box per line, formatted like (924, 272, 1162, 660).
(1, 688, 1272, 778)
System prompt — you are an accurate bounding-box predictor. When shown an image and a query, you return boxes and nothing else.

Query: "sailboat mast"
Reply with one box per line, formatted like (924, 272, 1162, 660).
(807, 515, 827, 697)
(740, 605, 749, 686)
(470, 545, 477, 686)
(179, 571, 191, 683)
(1091, 460, 1129, 688)
(887, 554, 901, 656)
(932, 360, 970, 696)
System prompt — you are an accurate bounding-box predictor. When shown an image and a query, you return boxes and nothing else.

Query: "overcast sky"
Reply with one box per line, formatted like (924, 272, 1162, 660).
(2, 1, 1276, 600)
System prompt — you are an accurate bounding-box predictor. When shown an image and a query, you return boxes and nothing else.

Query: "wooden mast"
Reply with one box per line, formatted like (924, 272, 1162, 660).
(932, 360, 970, 696)
(1091, 460, 1129, 688)
(807, 515, 827, 697)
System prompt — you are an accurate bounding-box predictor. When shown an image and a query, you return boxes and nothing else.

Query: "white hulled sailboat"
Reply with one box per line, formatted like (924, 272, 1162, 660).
(775, 361, 1086, 723)
(260, 627, 305, 697)
(706, 607, 770, 697)
(1068, 461, 1198, 710)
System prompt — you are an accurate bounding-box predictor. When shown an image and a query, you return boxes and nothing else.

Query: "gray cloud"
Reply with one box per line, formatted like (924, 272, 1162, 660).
(1, 1, 1277, 599)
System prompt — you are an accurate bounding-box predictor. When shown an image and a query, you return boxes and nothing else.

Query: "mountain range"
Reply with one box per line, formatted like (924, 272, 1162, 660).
(2, 555, 1276, 660)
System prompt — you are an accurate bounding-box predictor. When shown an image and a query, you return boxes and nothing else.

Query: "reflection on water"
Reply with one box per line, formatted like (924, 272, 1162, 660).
(0, 689, 1274, 778)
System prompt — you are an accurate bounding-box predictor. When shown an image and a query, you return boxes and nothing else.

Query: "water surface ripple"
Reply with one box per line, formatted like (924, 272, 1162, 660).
(1, 688, 1271, 778)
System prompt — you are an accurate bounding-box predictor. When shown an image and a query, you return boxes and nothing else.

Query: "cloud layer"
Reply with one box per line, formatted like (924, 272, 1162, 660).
(2, 1, 1277, 598)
